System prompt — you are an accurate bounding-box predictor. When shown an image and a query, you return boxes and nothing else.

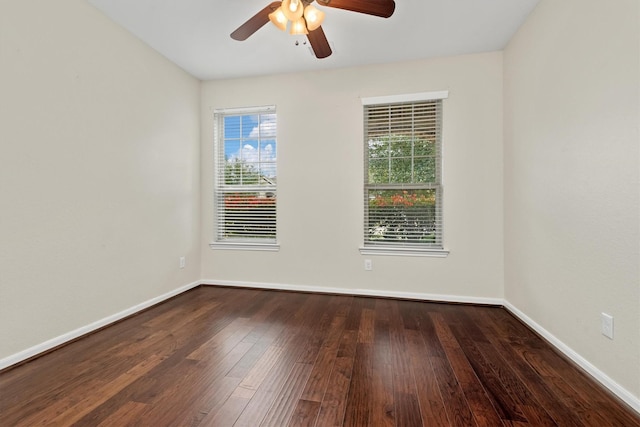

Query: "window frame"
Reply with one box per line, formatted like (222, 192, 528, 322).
(360, 91, 449, 257)
(210, 105, 279, 252)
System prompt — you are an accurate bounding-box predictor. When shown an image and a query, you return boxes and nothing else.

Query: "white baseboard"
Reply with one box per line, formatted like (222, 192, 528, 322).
(503, 300, 640, 414)
(200, 279, 503, 306)
(0, 280, 201, 371)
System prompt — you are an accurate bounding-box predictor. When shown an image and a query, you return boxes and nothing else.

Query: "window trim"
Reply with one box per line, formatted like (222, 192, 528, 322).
(209, 241, 280, 251)
(359, 246, 449, 257)
(211, 105, 279, 251)
(361, 91, 449, 106)
(361, 91, 449, 256)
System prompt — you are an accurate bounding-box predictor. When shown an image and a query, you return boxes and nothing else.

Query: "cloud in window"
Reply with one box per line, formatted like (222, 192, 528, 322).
(240, 143, 275, 162)
(249, 114, 276, 139)
(228, 143, 276, 178)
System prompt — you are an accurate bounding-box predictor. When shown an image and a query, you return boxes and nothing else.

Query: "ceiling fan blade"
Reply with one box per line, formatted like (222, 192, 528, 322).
(230, 1, 281, 41)
(307, 26, 332, 59)
(316, 0, 395, 18)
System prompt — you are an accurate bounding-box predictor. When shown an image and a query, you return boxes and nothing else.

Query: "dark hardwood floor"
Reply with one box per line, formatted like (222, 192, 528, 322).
(1, 286, 638, 426)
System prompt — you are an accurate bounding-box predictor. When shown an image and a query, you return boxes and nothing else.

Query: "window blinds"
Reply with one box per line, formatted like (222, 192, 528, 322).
(214, 107, 277, 243)
(363, 99, 443, 248)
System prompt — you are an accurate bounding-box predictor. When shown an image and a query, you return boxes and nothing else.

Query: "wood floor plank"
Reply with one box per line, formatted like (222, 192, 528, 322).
(239, 300, 293, 344)
(472, 306, 588, 427)
(260, 362, 313, 427)
(357, 308, 376, 344)
(373, 299, 393, 361)
(233, 294, 328, 427)
(187, 316, 253, 360)
(199, 394, 249, 426)
(389, 302, 422, 427)
(430, 353, 478, 427)
(297, 296, 349, 365)
(446, 314, 531, 423)
(472, 337, 556, 425)
(529, 339, 637, 425)
(369, 306, 394, 427)
(343, 343, 374, 427)
(95, 401, 150, 427)
(288, 399, 321, 427)
(314, 330, 358, 427)
(1, 287, 639, 426)
(188, 376, 245, 427)
(234, 345, 285, 397)
(144, 343, 253, 426)
(226, 295, 301, 380)
(344, 296, 365, 332)
(300, 341, 341, 403)
(405, 329, 450, 426)
(74, 295, 262, 425)
(431, 312, 504, 427)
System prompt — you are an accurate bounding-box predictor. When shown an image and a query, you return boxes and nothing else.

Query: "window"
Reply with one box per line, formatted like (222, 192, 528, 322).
(361, 92, 448, 256)
(212, 106, 278, 250)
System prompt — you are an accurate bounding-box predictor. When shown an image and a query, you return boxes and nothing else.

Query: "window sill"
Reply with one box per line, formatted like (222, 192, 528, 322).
(209, 242, 280, 252)
(359, 246, 449, 258)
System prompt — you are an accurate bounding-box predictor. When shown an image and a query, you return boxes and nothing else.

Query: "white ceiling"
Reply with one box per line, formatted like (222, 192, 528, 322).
(86, 0, 540, 81)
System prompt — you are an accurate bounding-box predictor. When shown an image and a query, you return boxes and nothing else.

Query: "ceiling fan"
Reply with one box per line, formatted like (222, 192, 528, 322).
(230, 0, 396, 59)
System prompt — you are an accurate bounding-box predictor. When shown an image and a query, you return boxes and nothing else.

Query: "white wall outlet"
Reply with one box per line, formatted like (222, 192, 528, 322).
(179, 256, 186, 269)
(601, 313, 614, 339)
(364, 259, 373, 271)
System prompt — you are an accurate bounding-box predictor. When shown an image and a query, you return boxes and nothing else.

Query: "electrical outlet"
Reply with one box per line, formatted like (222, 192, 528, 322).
(179, 256, 186, 269)
(601, 313, 613, 339)
(364, 259, 373, 271)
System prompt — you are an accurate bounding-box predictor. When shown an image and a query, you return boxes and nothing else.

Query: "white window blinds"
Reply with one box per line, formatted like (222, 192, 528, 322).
(214, 107, 277, 244)
(363, 95, 444, 249)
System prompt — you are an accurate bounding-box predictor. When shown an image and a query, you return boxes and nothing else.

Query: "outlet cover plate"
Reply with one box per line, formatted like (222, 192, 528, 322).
(601, 313, 614, 339)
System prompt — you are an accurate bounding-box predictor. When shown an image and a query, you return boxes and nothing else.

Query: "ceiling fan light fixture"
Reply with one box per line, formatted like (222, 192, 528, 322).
(268, 7, 288, 31)
(281, 0, 304, 21)
(290, 17, 309, 35)
(231, 0, 396, 59)
(303, 5, 325, 31)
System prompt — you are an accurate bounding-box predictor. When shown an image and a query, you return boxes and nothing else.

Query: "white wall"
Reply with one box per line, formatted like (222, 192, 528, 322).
(504, 0, 640, 399)
(0, 0, 201, 363)
(201, 52, 504, 301)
